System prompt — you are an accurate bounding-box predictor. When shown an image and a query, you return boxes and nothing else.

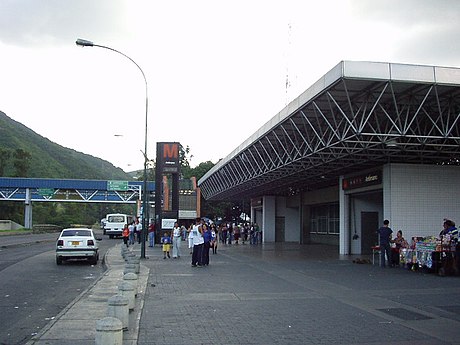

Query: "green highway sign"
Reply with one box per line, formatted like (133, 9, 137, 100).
(107, 180, 129, 191)
(37, 188, 55, 197)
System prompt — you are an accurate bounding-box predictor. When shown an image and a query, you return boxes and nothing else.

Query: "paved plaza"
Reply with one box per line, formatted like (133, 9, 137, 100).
(138, 242, 460, 345)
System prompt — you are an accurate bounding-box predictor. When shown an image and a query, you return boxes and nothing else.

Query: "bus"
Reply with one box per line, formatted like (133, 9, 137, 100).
(104, 213, 135, 238)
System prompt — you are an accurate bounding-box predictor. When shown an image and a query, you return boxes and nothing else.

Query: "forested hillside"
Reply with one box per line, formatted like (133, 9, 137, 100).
(0, 111, 132, 180)
(0, 111, 135, 227)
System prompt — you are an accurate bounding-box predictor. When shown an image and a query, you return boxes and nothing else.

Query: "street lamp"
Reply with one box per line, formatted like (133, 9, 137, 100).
(76, 38, 149, 259)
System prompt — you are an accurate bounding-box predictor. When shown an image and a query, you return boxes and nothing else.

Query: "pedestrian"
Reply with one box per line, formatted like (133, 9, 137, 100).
(211, 224, 218, 254)
(136, 219, 143, 244)
(221, 224, 227, 245)
(122, 224, 129, 247)
(242, 224, 248, 244)
(249, 224, 255, 245)
(254, 223, 260, 244)
(188, 224, 194, 254)
(161, 231, 171, 259)
(377, 219, 393, 268)
(181, 225, 187, 241)
(227, 224, 233, 245)
(191, 218, 204, 267)
(234, 224, 240, 244)
(128, 221, 135, 245)
(440, 219, 457, 237)
(172, 222, 181, 258)
(202, 223, 211, 265)
(391, 230, 408, 266)
(148, 222, 155, 247)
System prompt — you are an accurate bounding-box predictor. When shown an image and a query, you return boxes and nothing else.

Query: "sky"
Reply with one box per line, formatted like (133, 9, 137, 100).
(0, 0, 459, 172)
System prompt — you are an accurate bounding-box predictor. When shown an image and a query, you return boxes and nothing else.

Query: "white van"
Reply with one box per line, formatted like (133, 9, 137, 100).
(104, 213, 135, 238)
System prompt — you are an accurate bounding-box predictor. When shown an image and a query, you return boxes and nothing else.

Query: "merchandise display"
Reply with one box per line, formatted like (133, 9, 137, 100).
(398, 235, 458, 275)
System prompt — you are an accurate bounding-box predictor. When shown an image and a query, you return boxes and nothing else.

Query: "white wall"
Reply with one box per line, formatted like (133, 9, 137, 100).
(385, 163, 460, 240)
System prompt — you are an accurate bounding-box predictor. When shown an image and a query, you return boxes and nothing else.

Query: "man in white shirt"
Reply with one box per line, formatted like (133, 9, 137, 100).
(136, 220, 143, 244)
(172, 222, 181, 258)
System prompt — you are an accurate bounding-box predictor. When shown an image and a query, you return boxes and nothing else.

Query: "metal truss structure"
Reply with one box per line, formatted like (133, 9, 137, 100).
(199, 61, 460, 200)
(0, 178, 154, 204)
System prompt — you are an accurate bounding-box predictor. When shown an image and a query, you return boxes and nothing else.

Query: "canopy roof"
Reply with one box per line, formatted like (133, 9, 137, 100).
(198, 61, 460, 200)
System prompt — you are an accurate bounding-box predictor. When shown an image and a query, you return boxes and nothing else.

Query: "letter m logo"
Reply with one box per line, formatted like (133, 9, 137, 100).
(163, 143, 178, 159)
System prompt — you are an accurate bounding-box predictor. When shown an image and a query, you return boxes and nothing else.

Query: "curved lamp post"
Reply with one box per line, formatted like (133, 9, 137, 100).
(76, 38, 149, 259)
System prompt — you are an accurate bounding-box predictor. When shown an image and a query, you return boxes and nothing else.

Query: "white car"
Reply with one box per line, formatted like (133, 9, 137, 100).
(56, 228, 100, 265)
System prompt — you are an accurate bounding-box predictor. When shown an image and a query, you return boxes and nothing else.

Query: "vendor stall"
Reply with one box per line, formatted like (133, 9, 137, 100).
(399, 235, 457, 276)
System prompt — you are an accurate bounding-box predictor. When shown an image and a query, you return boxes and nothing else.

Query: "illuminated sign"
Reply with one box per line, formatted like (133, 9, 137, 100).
(159, 142, 179, 173)
(342, 171, 382, 190)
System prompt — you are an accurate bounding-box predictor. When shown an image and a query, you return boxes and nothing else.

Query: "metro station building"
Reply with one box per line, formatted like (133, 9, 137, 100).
(198, 61, 460, 255)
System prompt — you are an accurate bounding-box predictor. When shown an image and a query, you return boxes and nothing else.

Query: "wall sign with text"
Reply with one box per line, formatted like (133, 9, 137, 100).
(342, 171, 382, 190)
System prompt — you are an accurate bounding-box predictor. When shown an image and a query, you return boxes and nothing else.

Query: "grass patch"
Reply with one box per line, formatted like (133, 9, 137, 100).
(0, 228, 32, 235)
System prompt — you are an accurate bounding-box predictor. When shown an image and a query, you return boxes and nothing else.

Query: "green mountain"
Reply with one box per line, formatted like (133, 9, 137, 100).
(0, 110, 133, 180)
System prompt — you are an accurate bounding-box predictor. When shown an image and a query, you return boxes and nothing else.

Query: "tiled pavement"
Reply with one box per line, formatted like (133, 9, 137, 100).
(17, 233, 460, 345)
(137, 242, 460, 345)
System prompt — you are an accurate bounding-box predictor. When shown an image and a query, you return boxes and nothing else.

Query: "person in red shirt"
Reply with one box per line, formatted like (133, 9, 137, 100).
(148, 222, 155, 247)
(122, 224, 129, 247)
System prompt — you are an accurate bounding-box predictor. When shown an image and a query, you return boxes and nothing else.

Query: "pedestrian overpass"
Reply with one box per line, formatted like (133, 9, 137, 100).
(0, 177, 154, 203)
(0, 177, 155, 228)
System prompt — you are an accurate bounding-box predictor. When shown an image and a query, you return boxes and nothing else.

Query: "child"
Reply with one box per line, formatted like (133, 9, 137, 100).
(161, 232, 172, 259)
(122, 224, 129, 247)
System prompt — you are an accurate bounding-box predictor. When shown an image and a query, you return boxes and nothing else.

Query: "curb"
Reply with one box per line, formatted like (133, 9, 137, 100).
(25, 243, 149, 344)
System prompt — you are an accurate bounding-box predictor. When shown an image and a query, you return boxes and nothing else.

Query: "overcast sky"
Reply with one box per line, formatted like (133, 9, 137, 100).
(0, 0, 459, 171)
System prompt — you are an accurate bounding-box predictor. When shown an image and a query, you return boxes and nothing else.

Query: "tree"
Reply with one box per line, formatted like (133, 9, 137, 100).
(0, 148, 10, 176)
(180, 145, 193, 179)
(135, 161, 156, 182)
(13, 148, 31, 177)
(191, 161, 215, 181)
(185, 160, 238, 222)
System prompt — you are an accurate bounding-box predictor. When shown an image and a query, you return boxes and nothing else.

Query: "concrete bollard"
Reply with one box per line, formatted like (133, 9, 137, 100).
(95, 316, 123, 345)
(122, 250, 131, 260)
(123, 272, 138, 296)
(118, 281, 135, 310)
(107, 295, 129, 331)
(124, 263, 136, 275)
(127, 256, 140, 274)
(124, 252, 136, 262)
(120, 244, 128, 256)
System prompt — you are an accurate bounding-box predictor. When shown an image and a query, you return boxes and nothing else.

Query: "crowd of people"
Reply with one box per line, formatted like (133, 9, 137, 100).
(145, 218, 262, 267)
(186, 218, 262, 267)
(121, 219, 143, 247)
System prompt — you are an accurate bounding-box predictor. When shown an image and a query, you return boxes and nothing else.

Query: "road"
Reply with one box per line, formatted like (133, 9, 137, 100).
(0, 231, 116, 345)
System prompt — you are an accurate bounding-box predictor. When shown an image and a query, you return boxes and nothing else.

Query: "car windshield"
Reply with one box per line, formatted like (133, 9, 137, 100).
(108, 216, 125, 222)
(62, 230, 92, 237)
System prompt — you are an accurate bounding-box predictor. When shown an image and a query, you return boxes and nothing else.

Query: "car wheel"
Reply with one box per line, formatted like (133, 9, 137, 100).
(109, 235, 113, 239)
(90, 255, 98, 265)
(56, 256, 63, 265)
